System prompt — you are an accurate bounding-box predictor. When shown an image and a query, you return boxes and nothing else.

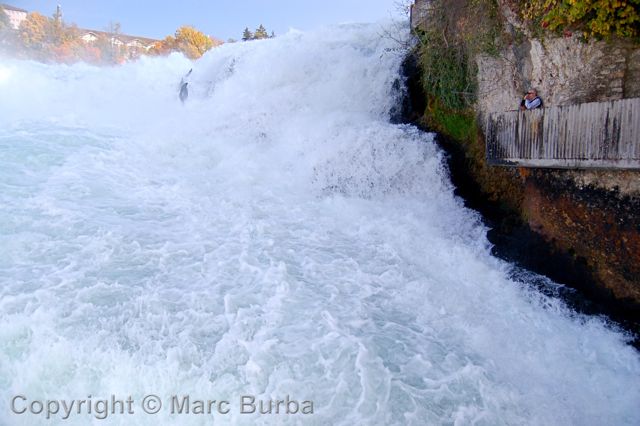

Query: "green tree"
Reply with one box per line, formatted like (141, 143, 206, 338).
(254, 24, 268, 39)
(242, 27, 253, 41)
(51, 4, 63, 44)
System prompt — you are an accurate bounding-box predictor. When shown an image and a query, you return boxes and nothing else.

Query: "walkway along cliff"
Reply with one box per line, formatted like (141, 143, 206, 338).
(486, 98, 640, 169)
(407, 0, 640, 334)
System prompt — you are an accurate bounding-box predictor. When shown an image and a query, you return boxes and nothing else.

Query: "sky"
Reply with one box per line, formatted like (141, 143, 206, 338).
(9, 1, 408, 41)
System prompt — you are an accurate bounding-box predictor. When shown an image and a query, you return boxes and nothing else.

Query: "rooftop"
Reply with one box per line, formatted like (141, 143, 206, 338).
(78, 28, 160, 45)
(0, 3, 27, 13)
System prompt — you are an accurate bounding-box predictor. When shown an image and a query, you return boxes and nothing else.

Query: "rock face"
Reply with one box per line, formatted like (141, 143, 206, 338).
(469, 5, 640, 314)
(522, 171, 640, 305)
(410, 0, 640, 316)
(477, 2, 640, 116)
(477, 38, 640, 116)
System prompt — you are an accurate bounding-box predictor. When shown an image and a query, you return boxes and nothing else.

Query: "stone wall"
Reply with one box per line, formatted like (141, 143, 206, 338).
(475, 2, 640, 196)
(410, 0, 433, 30)
(477, 26, 640, 115)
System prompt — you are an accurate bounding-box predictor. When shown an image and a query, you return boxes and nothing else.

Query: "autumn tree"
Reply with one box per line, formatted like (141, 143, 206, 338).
(93, 35, 125, 64)
(148, 26, 220, 59)
(174, 25, 215, 59)
(7, 7, 222, 64)
(71, 38, 101, 64)
(50, 25, 98, 63)
(148, 35, 176, 55)
(19, 12, 51, 51)
(96, 22, 127, 63)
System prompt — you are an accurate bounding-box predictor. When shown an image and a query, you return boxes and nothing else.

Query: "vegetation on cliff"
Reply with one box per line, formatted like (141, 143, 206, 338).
(412, 0, 523, 207)
(414, 0, 640, 124)
(412, 0, 640, 206)
(414, 0, 503, 112)
(519, 0, 640, 39)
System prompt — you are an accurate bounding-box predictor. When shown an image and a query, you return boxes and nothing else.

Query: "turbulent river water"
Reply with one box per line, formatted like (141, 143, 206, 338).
(0, 23, 639, 426)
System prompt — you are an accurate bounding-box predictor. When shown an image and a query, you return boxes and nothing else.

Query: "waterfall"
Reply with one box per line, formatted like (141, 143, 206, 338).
(0, 22, 638, 425)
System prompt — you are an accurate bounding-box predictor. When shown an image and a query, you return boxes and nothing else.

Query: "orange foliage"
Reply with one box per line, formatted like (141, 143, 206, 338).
(19, 12, 50, 49)
(10, 8, 223, 65)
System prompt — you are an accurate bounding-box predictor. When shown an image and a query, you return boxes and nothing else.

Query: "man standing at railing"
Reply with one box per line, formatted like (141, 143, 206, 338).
(520, 88, 543, 111)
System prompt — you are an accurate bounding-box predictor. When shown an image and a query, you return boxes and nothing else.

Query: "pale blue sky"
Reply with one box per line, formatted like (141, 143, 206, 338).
(10, 1, 407, 41)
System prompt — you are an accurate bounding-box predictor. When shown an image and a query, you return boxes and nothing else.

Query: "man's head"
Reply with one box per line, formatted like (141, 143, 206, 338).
(526, 88, 537, 99)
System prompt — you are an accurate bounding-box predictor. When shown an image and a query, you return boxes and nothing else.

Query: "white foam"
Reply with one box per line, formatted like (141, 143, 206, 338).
(0, 22, 638, 425)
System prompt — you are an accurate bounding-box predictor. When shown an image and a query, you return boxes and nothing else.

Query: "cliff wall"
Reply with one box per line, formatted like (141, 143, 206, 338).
(477, 5, 640, 116)
(410, 0, 640, 322)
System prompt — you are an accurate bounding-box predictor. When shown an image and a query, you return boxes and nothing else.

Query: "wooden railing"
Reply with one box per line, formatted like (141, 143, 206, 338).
(485, 98, 640, 169)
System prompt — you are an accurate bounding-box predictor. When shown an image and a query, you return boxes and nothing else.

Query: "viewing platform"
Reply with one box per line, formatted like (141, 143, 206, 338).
(485, 98, 640, 170)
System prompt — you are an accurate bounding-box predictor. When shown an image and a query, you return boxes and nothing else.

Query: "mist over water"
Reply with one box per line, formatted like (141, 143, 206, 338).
(1, 23, 639, 425)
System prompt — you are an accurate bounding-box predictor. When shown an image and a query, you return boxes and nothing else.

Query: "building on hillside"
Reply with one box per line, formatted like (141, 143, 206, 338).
(78, 29, 158, 50)
(77, 28, 159, 57)
(80, 31, 99, 43)
(1, 3, 27, 29)
(2, 3, 159, 54)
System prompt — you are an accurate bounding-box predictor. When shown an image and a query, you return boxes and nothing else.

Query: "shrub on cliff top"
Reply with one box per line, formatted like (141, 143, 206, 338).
(521, 0, 640, 39)
(414, 0, 503, 110)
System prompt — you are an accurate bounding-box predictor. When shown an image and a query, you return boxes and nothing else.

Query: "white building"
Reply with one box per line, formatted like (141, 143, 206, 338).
(1, 3, 27, 30)
(126, 39, 143, 49)
(110, 36, 124, 46)
(80, 31, 99, 43)
(77, 28, 158, 52)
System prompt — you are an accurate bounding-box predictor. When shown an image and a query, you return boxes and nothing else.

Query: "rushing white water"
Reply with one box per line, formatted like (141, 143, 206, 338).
(1, 23, 639, 426)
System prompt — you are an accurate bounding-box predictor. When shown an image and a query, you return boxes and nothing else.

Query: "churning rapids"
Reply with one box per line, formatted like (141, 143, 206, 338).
(0, 23, 639, 426)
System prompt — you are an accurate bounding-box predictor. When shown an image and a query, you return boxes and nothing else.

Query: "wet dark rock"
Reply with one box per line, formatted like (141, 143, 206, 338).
(394, 51, 640, 348)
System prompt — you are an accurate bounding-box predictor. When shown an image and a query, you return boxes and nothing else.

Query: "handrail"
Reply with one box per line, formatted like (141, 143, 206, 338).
(485, 98, 640, 170)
